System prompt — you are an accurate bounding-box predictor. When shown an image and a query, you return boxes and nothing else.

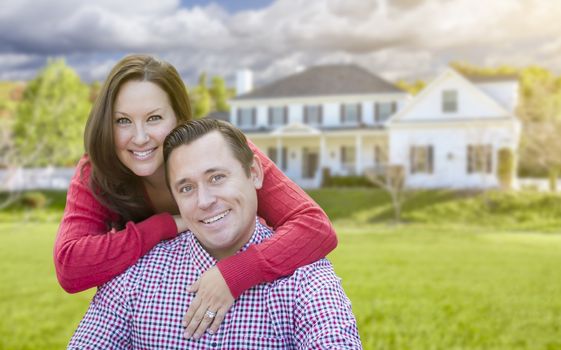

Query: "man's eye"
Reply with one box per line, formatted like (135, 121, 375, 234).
(211, 174, 225, 183)
(147, 115, 163, 122)
(115, 117, 131, 124)
(179, 185, 193, 193)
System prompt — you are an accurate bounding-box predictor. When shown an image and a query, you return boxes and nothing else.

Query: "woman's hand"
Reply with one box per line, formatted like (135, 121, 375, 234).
(182, 266, 234, 339)
(173, 215, 189, 233)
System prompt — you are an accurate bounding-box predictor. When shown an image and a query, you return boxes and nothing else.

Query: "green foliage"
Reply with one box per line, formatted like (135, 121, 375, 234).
(321, 175, 375, 188)
(20, 192, 48, 209)
(209, 76, 230, 112)
(191, 72, 211, 119)
(394, 79, 426, 95)
(13, 59, 91, 166)
(497, 148, 514, 189)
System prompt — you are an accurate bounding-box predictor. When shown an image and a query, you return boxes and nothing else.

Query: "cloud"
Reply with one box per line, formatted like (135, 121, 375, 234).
(1, 0, 560, 84)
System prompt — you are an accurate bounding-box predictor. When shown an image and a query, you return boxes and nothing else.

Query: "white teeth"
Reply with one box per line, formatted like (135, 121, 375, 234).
(132, 149, 154, 159)
(202, 210, 230, 224)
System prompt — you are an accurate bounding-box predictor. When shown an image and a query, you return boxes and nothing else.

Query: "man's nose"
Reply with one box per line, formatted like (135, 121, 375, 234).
(197, 185, 216, 210)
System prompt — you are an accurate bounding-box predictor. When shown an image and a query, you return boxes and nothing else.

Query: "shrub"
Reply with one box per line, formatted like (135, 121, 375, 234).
(20, 192, 48, 209)
(497, 148, 514, 190)
(322, 175, 375, 188)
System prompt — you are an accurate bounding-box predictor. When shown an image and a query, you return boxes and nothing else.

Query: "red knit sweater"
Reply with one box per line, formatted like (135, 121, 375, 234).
(54, 142, 337, 297)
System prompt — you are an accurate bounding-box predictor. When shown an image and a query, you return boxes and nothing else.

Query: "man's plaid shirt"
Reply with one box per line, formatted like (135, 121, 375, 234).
(68, 219, 362, 349)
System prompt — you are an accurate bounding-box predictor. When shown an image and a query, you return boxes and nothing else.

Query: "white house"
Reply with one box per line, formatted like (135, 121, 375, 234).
(226, 65, 521, 189)
(387, 68, 521, 189)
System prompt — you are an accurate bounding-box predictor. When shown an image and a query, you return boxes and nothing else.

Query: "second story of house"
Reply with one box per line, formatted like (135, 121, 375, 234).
(229, 64, 410, 132)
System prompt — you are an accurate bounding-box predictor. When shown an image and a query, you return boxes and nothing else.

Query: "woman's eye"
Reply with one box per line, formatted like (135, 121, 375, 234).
(179, 185, 193, 193)
(115, 117, 131, 125)
(147, 115, 163, 122)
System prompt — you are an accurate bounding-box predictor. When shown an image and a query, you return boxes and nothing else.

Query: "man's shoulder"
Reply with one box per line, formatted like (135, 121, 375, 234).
(271, 258, 340, 295)
(98, 231, 195, 293)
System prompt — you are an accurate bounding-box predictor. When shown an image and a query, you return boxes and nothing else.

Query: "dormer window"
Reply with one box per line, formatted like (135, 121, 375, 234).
(442, 90, 458, 113)
(268, 106, 287, 126)
(304, 105, 323, 125)
(341, 103, 361, 124)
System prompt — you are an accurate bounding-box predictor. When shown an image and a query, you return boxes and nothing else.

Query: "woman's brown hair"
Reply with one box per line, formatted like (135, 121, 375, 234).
(84, 54, 192, 228)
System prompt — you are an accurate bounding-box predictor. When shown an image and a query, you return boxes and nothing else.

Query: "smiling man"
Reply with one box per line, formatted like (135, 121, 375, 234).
(68, 119, 361, 349)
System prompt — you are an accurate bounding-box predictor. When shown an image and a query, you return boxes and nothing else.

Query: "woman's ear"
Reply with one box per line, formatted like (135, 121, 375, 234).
(250, 155, 264, 189)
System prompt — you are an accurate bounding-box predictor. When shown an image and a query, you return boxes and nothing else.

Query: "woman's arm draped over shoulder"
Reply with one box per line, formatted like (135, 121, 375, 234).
(54, 156, 177, 293)
(216, 141, 338, 298)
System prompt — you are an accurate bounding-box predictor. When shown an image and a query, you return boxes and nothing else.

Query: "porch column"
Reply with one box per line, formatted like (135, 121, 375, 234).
(276, 137, 283, 170)
(356, 134, 363, 174)
(320, 135, 327, 169)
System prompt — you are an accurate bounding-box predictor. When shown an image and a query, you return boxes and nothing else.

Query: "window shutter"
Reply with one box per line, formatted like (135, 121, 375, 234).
(304, 106, 308, 124)
(319, 105, 323, 124)
(428, 145, 434, 174)
(375, 103, 379, 122)
(391, 101, 397, 114)
(237, 108, 241, 125)
(267, 107, 272, 125)
(410, 147, 416, 174)
(486, 145, 493, 173)
(340, 104, 345, 123)
(252, 108, 256, 126)
(467, 145, 472, 174)
(284, 106, 288, 124)
(358, 103, 362, 123)
(341, 146, 346, 163)
(282, 147, 287, 170)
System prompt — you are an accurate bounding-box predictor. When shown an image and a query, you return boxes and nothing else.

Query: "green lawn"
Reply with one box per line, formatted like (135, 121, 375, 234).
(1, 189, 561, 349)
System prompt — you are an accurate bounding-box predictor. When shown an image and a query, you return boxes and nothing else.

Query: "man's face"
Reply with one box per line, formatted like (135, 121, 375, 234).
(167, 131, 263, 259)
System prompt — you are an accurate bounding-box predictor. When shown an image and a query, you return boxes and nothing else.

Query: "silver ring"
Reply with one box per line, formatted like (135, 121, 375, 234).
(205, 310, 217, 319)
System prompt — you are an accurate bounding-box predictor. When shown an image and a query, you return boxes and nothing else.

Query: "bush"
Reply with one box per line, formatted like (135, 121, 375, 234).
(322, 175, 375, 188)
(20, 192, 48, 209)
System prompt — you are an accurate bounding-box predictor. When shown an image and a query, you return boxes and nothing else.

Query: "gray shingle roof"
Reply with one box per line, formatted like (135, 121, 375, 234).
(233, 64, 403, 100)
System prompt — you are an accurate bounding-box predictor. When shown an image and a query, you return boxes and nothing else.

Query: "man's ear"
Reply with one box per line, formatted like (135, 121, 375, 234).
(249, 155, 264, 189)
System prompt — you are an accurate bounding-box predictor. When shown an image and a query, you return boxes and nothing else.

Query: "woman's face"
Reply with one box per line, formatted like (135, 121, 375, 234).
(113, 80, 177, 179)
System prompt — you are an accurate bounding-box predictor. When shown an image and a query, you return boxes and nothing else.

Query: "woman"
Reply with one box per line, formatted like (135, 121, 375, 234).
(54, 54, 337, 338)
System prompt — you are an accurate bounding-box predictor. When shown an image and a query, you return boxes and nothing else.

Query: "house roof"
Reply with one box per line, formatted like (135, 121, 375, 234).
(465, 74, 519, 83)
(233, 64, 403, 100)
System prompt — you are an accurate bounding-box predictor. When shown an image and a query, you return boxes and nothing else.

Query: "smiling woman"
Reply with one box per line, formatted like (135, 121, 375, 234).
(53, 54, 337, 340)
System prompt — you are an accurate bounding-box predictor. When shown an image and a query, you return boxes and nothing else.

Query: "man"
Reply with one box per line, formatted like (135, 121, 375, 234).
(68, 119, 362, 349)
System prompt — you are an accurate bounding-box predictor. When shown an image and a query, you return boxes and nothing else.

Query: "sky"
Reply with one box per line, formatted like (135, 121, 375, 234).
(0, 0, 560, 88)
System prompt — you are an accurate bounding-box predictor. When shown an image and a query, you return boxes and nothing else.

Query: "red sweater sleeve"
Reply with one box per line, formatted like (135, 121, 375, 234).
(217, 140, 338, 298)
(53, 155, 178, 293)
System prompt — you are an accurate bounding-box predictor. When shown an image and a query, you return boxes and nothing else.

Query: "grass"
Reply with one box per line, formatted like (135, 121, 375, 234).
(1, 189, 561, 349)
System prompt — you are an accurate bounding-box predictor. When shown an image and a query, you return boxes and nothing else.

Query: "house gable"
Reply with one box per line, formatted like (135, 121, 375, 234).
(388, 68, 516, 125)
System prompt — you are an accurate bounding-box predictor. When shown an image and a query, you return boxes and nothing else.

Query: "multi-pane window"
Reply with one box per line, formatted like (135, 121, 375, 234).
(375, 102, 396, 123)
(237, 107, 255, 127)
(267, 147, 288, 170)
(410, 145, 434, 174)
(467, 144, 493, 173)
(342, 103, 361, 124)
(304, 105, 322, 125)
(442, 90, 458, 113)
(268, 106, 287, 126)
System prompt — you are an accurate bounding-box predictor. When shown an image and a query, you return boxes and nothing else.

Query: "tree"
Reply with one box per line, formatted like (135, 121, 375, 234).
(209, 76, 230, 112)
(13, 58, 91, 166)
(365, 164, 408, 223)
(191, 72, 211, 119)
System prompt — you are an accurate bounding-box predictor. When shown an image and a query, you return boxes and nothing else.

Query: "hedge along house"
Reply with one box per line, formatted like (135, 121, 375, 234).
(226, 65, 521, 189)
